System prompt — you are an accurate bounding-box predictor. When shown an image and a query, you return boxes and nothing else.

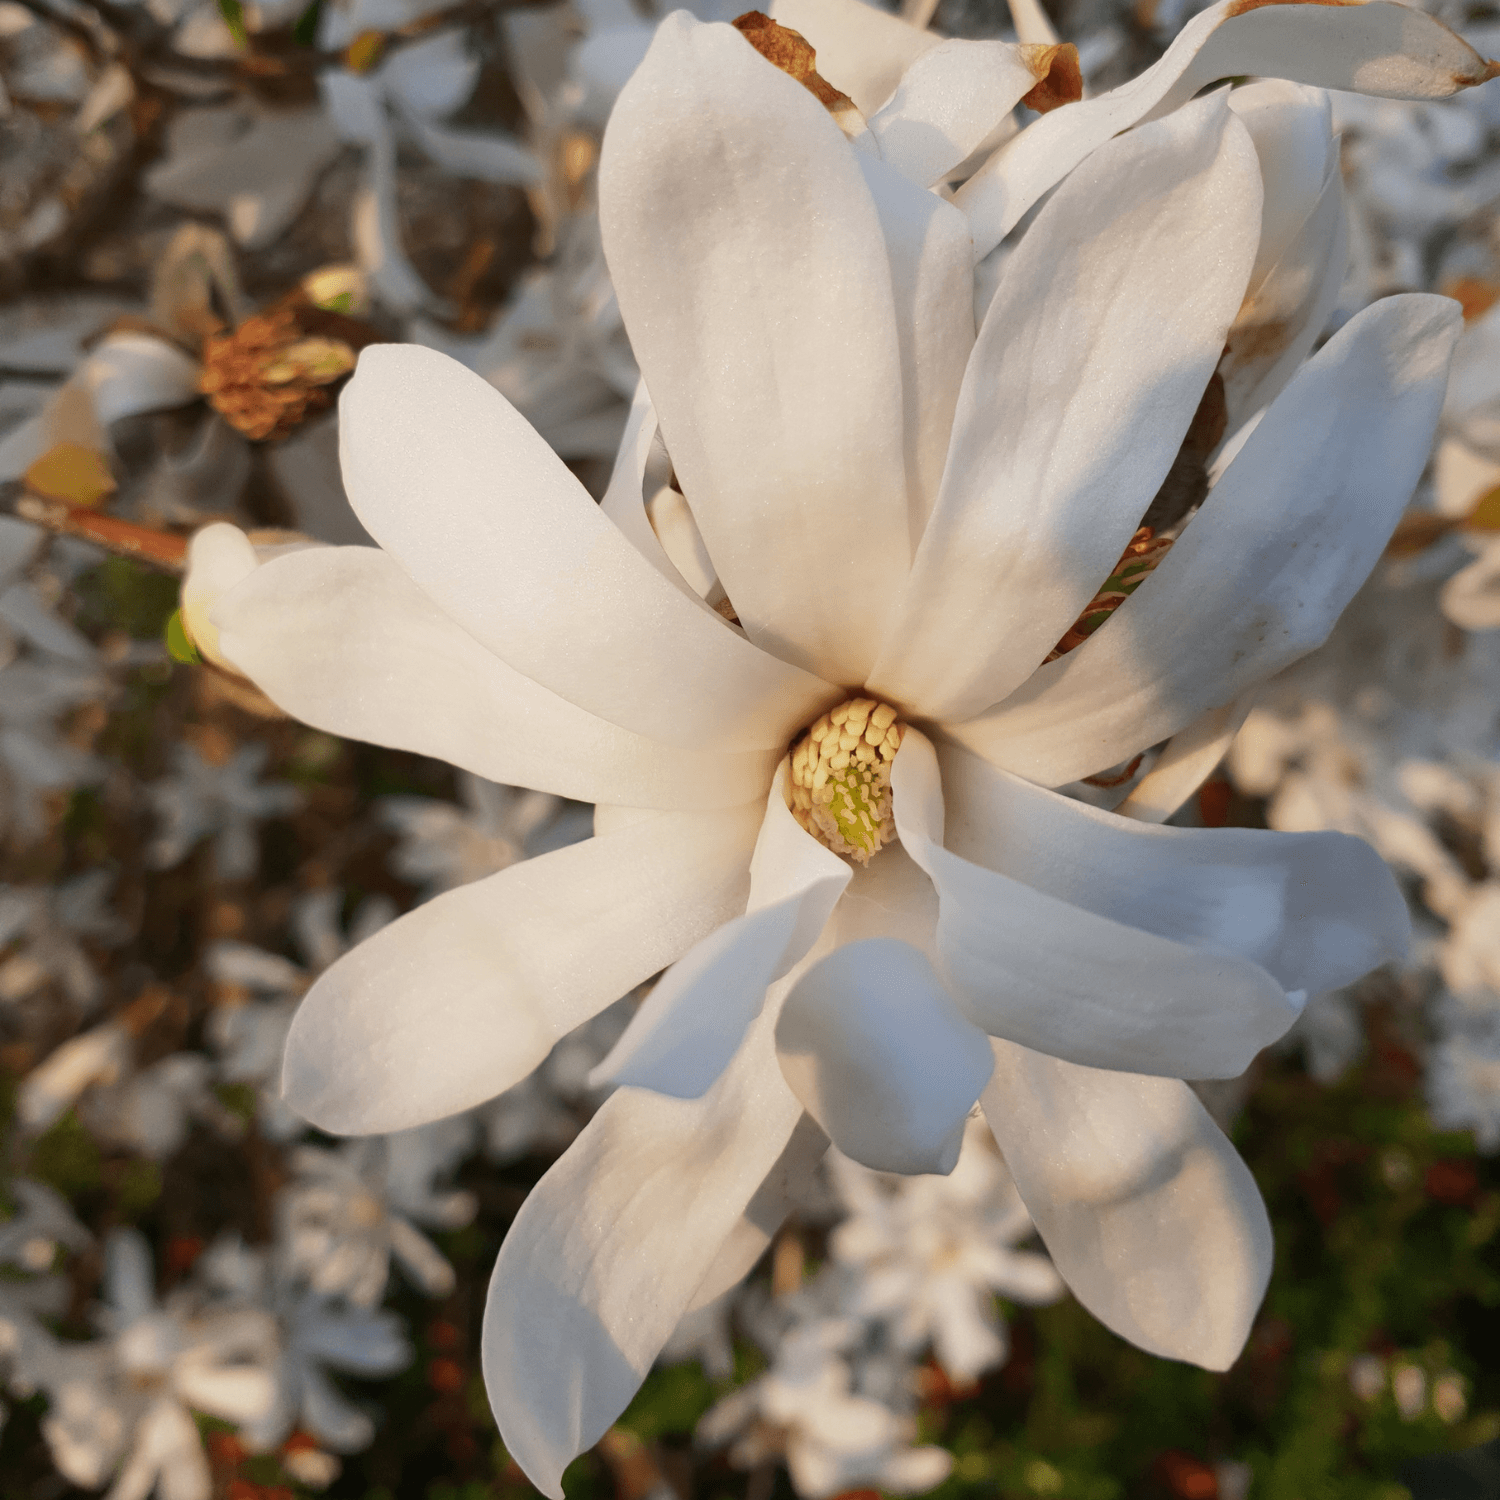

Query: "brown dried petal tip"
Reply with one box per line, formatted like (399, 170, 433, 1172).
(732, 12, 863, 128)
(1019, 43, 1083, 115)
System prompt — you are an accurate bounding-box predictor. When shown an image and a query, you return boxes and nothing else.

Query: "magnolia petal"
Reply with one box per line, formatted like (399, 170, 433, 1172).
(483, 1008, 804, 1498)
(1221, 81, 1348, 427)
(983, 1040, 1271, 1369)
(182, 523, 259, 669)
(956, 294, 1461, 786)
(856, 154, 975, 535)
(957, 0, 1497, 260)
(769, 0, 941, 115)
(81, 333, 201, 427)
(869, 39, 1042, 188)
(870, 94, 1261, 722)
(214, 545, 779, 810)
(892, 731, 1299, 1079)
(937, 734, 1410, 996)
(775, 937, 994, 1175)
(597, 381, 693, 596)
(1115, 697, 1255, 823)
(600, 14, 910, 686)
(1222, 166, 1347, 429)
(1229, 80, 1334, 291)
(339, 344, 835, 751)
(281, 802, 764, 1135)
(593, 764, 850, 1097)
(685, 1112, 830, 1314)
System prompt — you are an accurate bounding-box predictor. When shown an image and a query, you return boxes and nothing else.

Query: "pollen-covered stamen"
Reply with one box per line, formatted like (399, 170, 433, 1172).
(787, 698, 905, 864)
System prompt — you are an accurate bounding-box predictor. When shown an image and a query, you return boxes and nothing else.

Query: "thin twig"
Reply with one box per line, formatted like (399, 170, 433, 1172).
(5, 488, 188, 573)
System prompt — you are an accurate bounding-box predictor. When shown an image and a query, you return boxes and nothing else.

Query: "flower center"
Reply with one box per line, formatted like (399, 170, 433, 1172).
(787, 698, 905, 865)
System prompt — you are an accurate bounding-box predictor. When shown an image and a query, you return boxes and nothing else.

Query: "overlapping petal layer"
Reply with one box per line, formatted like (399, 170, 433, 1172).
(893, 732, 1300, 1079)
(869, 92, 1261, 722)
(482, 1010, 804, 1498)
(956, 293, 1462, 784)
(213, 545, 780, 809)
(600, 14, 911, 685)
(282, 802, 763, 1134)
(595, 767, 850, 1097)
(936, 737, 1410, 995)
(775, 937, 994, 1174)
(983, 1041, 1272, 1370)
(958, 0, 1497, 258)
(339, 344, 835, 750)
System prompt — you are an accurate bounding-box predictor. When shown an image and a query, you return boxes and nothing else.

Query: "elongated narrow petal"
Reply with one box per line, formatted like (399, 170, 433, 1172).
(594, 765, 850, 1097)
(215, 546, 779, 810)
(775, 937, 994, 1175)
(1115, 697, 1255, 824)
(955, 294, 1461, 786)
(600, 14, 910, 686)
(857, 155, 975, 534)
(958, 0, 1498, 259)
(281, 802, 764, 1134)
(868, 39, 1042, 188)
(1221, 83, 1346, 426)
(339, 344, 835, 751)
(892, 732, 1299, 1079)
(483, 1012, 805, 1498)
(937, 736, 1410, 995)
(871, 94, 1261, 723)
(769, 0, 941, 115)
(983, 1040, 1272, 1370)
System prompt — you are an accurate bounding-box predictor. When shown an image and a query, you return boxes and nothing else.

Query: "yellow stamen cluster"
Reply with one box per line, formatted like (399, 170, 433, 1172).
(788, 698, 905, 864)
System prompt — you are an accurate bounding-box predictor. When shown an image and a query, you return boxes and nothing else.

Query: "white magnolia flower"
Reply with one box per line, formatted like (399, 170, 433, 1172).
(39, 1229, 275, 1500)
(827, 1116, 1064, 1384)
(381, 771, 587, 898)
(0, 653, 110, 838)
(146, 741, 301, 879)
(183, 0, 1489, 1487)
(0, 1178, 90, 1273)
(1431, 296, 1500, 629)
(0, 870, 128, 1013)
(1429, 987, 1500, 1148)
(278, 1136, 472, 1306)
(698, 1300, 951, 1499)
(196, 1235, 412, 1454)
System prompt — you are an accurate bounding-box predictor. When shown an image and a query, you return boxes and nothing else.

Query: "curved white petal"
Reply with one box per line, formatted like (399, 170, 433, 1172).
(82, 334, 201, 426)
(775, 936, 994, 1175)
(870, 93, 1261, 722)
(892, 731, 1298, 1079)
(600, 13, 910, 686)
(958, 0, 1498, 259)
(686, 1112, 830, 1314)
(868, 39, 1042, 189)
(281, 802, 764, 1134)
(594, 764, 850, 1098)
(214, 544, 778, 810)
(955, 293, 1461, 786)
(982, 1040, 1271, 1370)
(1229, 80, 1334, 292)
(338, 344, 835, 751)
(1115, 696, 1254, 824)
(482, 1008, 805, 1498)
(769, 0, 941, 115)
(857, 155, 975, 537)
(937, 735, 1410, 996)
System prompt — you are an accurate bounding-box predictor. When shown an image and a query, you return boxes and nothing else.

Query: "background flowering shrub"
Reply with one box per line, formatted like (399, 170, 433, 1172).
(0, 0, 1499, 1495)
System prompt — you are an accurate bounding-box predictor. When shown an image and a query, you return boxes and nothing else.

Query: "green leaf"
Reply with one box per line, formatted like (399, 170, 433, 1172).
(165, 609, 202, 664)
(216, 0, 248, 47)
(293, 0, 322, 46)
